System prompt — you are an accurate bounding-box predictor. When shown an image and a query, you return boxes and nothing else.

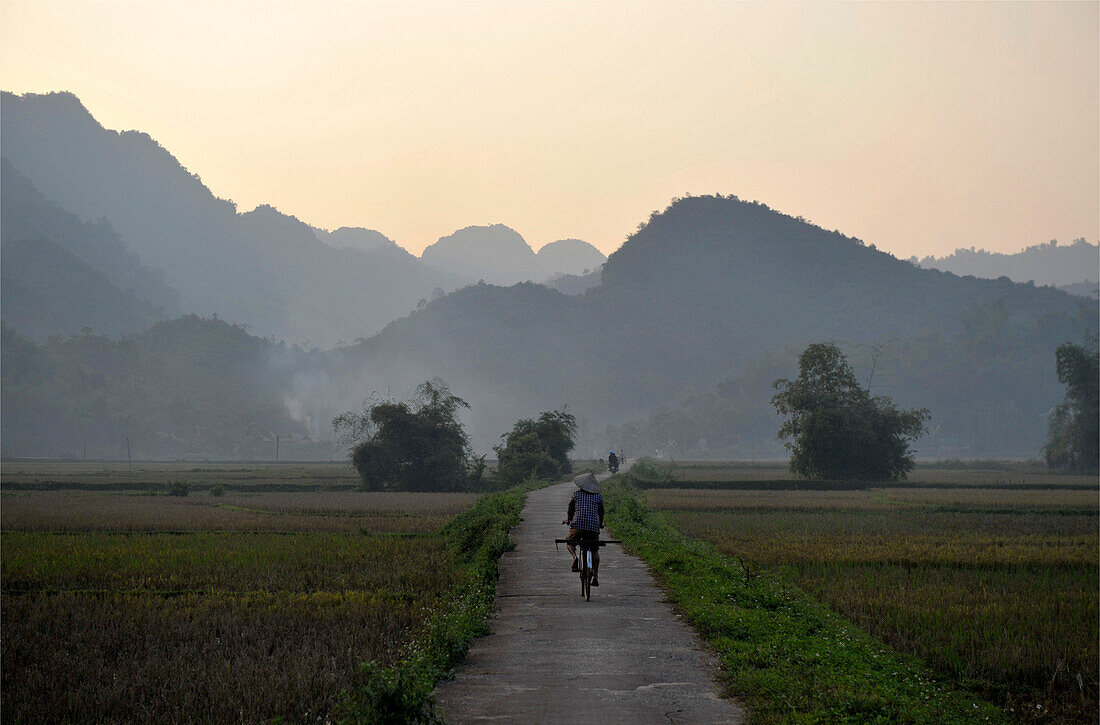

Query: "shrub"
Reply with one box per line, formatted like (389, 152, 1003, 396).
(210, 484, 226, 497)
(167, 481, 191, 497)
(627, 457, 674, 485)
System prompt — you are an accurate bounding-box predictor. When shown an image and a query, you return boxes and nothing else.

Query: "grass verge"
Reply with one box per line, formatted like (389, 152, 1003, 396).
(603, 479, 1007, 724)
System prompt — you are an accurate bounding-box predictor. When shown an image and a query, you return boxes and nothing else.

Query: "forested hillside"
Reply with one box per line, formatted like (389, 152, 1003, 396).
(1, 317, 328, 459)
(332, 195, 1096, 455)
(1, 91, 462, 345)
(1, 160, 178, 338)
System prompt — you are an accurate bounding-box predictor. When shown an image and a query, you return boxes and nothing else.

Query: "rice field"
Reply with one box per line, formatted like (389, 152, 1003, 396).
(0, 463, 480, 723)
(0, 460, 362, 491)
(649, 460, 1098, 489)
(1, 490, 477, 532)
(644, 462, 1099, 723)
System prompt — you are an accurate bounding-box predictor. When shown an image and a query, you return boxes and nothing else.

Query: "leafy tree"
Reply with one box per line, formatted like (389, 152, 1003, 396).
(494, 410, 577, 485)
(333, 379, 475, 491)
(771, 343, 929, 480)
(1044, 341, 1099, 471)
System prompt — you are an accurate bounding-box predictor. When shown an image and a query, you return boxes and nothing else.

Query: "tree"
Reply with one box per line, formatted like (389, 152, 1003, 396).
(1044, 341, 1099, 471)
(494, 409, 577, 485)
(332, 379, 475, 491)
(771, 343, 929, 481)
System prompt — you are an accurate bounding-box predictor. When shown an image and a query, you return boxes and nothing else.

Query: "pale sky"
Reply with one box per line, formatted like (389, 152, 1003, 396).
(2, 1, 1097, 258)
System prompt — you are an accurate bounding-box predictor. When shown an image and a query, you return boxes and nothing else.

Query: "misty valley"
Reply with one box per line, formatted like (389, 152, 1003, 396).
(2, 92, 1097, 463)
(1, 88, 1097, 725)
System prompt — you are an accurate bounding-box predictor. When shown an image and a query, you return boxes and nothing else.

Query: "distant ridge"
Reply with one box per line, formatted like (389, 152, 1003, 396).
(420, 225, 607, 285)
(1, 159, 178, 338)
(0, 90, 461, 345)
(313, 226, 401, 254)
(916, 239, 1098, 288)
(421, 224, 537, 285)
(536, 238, 606, 279)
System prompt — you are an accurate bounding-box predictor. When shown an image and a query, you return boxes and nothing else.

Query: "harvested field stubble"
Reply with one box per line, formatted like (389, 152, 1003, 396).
(650, 473, 1099, 723)
(3, 590, 413, 724)
(0, 461, 362, 491)
(0, 490, 477, 532)
(0, 466, 485, 724)
(2, 532, 461, 592)
(640, 460, 1097, 489)
(647, 487, 1098, 511)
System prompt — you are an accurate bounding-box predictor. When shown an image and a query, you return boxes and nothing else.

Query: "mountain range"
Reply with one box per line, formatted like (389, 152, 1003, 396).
(1, 91, 604, 345)
(1, 90, 1097, 460)
(915, 239, 1098, 295)
(325, 195, 1095, 454)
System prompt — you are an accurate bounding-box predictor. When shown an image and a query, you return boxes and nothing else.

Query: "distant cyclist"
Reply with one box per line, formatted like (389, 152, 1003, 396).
(562, 472, 604, 586)
(608, 450, 619, 473)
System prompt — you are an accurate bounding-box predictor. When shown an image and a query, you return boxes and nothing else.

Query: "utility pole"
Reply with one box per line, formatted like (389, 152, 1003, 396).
(276, 435, 280, 462)
(126, 436, 132, 470)
(83, 438, 87, 461)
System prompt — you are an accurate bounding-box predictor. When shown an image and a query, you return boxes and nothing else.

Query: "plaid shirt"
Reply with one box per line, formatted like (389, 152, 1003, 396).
(568, 489, 604, 532)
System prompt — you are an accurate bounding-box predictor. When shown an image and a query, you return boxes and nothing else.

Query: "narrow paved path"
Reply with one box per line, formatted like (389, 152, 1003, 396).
(434, 477, 745, 723)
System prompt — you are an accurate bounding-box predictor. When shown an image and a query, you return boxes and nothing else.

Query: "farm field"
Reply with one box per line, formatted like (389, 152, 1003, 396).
(0, 462, 484, 723)
(0, 460, 363, 491)
(642, 461, 1099, 723)
(654, 460, 1099, 489)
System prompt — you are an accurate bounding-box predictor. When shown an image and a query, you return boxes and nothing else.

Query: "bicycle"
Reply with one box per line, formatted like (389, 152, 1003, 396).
(555, 535, 622, 601)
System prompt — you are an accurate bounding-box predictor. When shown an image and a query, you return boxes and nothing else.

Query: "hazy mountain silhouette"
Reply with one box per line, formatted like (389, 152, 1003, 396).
(1, 159, 177, 338)
(313, 226, 400, 254)
(419, 225, 606, 285)
(1059, 281, 1099, 299)
(331, 195, 1096, 453)
(536, 238, 606, 280)
(0, 91, 461, 345)
(916, 239, 1098, 288)
(4, 193, 1095, 459)
(546, 269, 602, 296)
(2, 92, 1096, 460)
(420, 224, 539, 284)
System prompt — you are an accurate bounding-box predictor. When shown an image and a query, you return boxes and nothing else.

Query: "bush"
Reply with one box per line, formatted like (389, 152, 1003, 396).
(210, 484, 226, 497)
(624, 458, 674, 487)
(167, 481, 191, 497)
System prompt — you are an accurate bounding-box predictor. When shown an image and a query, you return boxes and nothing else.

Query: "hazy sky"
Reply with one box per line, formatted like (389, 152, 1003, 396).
(2, 1, 1097, 258)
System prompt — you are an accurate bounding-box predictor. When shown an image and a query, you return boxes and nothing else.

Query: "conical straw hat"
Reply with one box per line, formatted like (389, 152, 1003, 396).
(573, 472, 600, 493)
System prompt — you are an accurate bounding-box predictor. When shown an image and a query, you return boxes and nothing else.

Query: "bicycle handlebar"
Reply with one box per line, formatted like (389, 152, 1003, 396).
(554, 539, 622, 545)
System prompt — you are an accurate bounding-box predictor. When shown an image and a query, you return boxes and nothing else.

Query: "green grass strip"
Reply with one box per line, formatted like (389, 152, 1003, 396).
(333, 482, 537, 724)
(603, 480, 1007, 724)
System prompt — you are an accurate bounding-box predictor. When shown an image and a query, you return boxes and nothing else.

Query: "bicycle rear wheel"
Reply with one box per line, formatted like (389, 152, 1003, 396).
(580, 547, 591, 600)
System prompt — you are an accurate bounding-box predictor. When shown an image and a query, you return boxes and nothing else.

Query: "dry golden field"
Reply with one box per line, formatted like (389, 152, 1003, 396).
(645, 461, 1099, 723)
(0, 462, 479, 723)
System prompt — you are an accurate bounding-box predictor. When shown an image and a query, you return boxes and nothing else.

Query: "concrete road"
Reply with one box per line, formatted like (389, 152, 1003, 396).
(434, 476, 745, 724)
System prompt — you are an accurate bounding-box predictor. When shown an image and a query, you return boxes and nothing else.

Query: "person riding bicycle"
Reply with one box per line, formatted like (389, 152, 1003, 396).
(562, 472, 604, 586)
(608, 450, 619, 472)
